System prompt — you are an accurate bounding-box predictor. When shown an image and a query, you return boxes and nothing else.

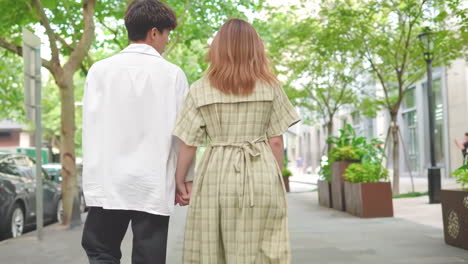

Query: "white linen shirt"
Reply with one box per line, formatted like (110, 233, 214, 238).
(82, 44, 189, 216)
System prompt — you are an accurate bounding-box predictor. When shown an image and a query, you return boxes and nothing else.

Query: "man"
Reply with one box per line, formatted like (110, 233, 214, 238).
(81, 1, 192, 263)
(455, 132, 468, 163)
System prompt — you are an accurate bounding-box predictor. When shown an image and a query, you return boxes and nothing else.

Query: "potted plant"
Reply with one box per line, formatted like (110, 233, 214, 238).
(343, 163, 393, 218)
(441, 162, 468, 250)
(327, 125, 366, 211)
(282, 168, 292, 192)
(317, 156, 332, 208)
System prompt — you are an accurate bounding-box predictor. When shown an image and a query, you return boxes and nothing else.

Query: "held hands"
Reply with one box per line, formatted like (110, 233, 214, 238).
(175, 181, 193, 206)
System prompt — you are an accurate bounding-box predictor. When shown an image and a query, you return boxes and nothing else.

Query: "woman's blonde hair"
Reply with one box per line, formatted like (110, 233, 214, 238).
(206, 18, 279, 95)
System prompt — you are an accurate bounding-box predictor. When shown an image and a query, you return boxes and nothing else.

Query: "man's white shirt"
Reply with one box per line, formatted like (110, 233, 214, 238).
(82, 44, 189, 215)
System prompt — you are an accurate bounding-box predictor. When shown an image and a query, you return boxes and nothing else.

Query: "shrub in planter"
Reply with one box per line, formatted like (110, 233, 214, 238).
(343, 163, 393, 218)
(327, 126, 366, 211)
(282, 168, 292, 193)
(441, 164, 468, 250)
(344, 163, 388, 183)
(330, 160, 358, 211)
(329, 146, 365, 163)
(328, 145, 366, 211)
(318, 156, 332, 208)
(326, 125, 387, 212)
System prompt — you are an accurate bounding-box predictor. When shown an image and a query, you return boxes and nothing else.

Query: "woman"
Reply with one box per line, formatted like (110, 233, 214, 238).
(173, 18, 300, 264)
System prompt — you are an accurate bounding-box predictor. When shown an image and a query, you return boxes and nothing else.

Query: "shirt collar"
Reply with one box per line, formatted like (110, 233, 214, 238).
(120, 43, 162, 58)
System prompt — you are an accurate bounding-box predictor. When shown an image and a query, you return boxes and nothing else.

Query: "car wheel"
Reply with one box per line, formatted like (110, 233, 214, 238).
(56, 199, 64, 224)
(10, 204, 25, 238)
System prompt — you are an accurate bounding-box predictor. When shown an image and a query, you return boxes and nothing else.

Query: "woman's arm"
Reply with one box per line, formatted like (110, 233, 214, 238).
(455, 139, 465, 150)
(175, 142, 197, 205)
(268, 135, 284, 171)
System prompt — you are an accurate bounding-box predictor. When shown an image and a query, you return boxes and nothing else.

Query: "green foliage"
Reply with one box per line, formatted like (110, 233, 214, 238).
(393, 192, 428, 199)
(327, 125, 367, 162)
(256, 4, 360, 128)
(283, 153, 289, 169)
(0, 0, 263, 157)
(344, 163, 389, 183)
(452, 164, 468, 190)
(327, 124, 385, 162)
(0, 52, 24, 121)
(329, 146, 364, 163)
(361, 138, 386, 165)
(356, 97, 385, 118)
(318, 156, 331, 182)
(327, 124, 365, 149)
(318, 0, 467, 193)
(326, 125, 387, 182)
(282, 169, 292, 177)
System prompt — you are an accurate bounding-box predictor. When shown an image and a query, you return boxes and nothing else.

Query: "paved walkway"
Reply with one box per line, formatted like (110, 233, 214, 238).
(1, 182, 468, 263)
(288, 169, 459, 194)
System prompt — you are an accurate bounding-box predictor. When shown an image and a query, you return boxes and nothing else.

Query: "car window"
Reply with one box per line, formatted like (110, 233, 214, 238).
(13, 156, 51, 181)
(42, 168, 51, 181)
(0, 159, 21, 177)
(12, 157, 34, 179)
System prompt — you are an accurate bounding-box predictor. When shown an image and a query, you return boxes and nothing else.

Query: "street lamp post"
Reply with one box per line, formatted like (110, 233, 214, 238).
(418, 27, 441, 204)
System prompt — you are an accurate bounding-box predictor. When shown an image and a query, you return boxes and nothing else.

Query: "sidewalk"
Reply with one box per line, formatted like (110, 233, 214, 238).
(288, 166, 460, 194)
(1, 184, 467, 263)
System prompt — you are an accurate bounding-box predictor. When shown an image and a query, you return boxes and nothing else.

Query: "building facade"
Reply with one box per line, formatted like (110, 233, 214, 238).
(296, 59, 468, 179)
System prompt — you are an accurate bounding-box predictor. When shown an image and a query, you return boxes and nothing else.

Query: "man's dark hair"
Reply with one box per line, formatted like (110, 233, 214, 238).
(465, 132, 468, 137)
(125, 0, 177, 41)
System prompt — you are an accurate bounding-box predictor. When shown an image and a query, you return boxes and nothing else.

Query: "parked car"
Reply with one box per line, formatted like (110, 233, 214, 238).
(42, 163, 87, 213)
(0, 153, 61, 239)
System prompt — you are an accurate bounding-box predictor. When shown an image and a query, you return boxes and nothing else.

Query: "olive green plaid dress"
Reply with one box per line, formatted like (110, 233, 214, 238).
(173, 78, 300, 264)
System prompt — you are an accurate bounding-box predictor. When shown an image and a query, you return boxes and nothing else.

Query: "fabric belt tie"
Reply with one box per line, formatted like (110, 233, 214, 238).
(210, 136, 267, 208)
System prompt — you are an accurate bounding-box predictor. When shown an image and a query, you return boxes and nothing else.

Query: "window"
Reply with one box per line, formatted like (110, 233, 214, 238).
(403, 88, 416, 109)
(0, 132, 11, 139)
(341, 118, 347, 129)
(432, 78, 445, 166)
(366, 118, 375, 139)
(403, 111, 419, 171)
(402, 88, 419, 171)
(423, 78, 445, 166)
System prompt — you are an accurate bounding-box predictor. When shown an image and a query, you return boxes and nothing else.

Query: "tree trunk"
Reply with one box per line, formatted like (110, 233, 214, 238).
(326, 119, 334, 153)
(58, 77, 78, 227)
(390, 114, 400, 195)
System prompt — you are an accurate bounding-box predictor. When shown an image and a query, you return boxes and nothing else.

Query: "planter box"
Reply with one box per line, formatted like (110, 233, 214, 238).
(283, 176, 290, 193)
(331, 161, 356, 211)
(441, 189, 468, 250)
(344, 182, 393, 218)
(318, 180, 332, 208)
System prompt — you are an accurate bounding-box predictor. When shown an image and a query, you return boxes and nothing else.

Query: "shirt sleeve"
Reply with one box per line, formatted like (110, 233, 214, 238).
(173, 91, 207, 147)
(266, 85, 300, 138)
(175, 68, 189, 113)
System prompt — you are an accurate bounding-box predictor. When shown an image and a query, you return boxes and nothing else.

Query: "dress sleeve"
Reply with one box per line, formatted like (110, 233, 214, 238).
(173, 92, 207, 147)
(266, 86, 300, 138)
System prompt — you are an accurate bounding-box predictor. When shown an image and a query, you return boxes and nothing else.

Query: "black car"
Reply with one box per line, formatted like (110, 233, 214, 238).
(43, 163, 87, 213)
(0, 153, 61, 239)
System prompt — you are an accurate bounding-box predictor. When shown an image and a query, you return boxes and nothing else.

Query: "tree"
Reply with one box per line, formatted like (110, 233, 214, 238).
(321, 0, 467, 194)
(258, 9, 361, 152)
(0, 0, 264, 226)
